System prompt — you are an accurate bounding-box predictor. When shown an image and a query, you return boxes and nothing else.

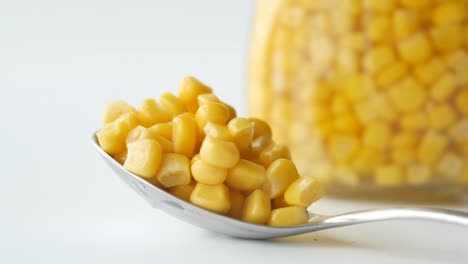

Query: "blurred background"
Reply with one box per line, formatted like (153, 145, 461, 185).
(0, 1, 467, 263)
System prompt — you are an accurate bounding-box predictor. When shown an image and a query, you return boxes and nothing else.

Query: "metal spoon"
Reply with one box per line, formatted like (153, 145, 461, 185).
(92, 134, 468, 239)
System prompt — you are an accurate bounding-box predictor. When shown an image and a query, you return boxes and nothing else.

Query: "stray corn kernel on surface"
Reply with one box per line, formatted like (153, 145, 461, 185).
(248, 0, 468, 195)
(97, 77, 324, 227)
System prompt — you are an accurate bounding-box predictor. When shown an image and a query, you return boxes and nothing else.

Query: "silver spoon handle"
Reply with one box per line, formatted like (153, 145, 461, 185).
(311, 208, 468, 229)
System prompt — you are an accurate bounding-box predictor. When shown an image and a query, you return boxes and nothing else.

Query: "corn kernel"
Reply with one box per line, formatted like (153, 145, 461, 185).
(148, 123, 172, 140)
(250, 118, 273, 139)
(195, 102, 230, 133)
(222, 102, 237, 121)
(226, 159, 266, 191)
(397, 32, 432, 64)
(241, 190, 271, 224)
(112, 149, 127, 165)
(450, 119, 468, 142)
(190, 183, 231, 214)
(177, 76, 212, 104)
(97, 113, 139, 155)
(126, 126, 154, 145)
(228, 191, 244, 219)
(430, 25, 464, 52)
(328, 134, 360, 163)
(336, 49, 359, 74)
(272, 195, 290, 209)
(391, 147, 415, 165)
(400, 112, 427, 131)
(389, 77, 426, 113)
(155, 153, 191, 188)
(407, 164, 432, 185)
(136, 98, 170, 127)
(268, 206, 309, 227)
(284, 176, 323, 207)
(191, 158, 227, 185)
(400, 0, 431, 9)
(330, 10, 357, 35)
(393, 10, 420, 40)
(363, 45, 396, 74)
(203, 122, 233, 141)
(200, 136, 240, 168)
(169, 183, 195, 201)
(413, 57, 445, 85)
(417, 131, 448, 165)
(352, 148, 383, 174)
(249, 135, 274, 156)
(455, 90, 468, 115)
(430, 72, 457, 101)
(391, 132, 418, 148)
(333, 114, 361, 133)
(159, 92, 187, 118)
(262, 159, 299, 199)
(375, 165, 404, 186)
(197, 93, 220, 106)
(355, 95, 396, 123)
(227, 117, 254, 150)
(363, 121, 391, 149)
(173, 114, 197, 158)
(102, 99, 136, 124)
(432, 2, 466, 26)
(343, 74, 376, 102)
(124, 139, 162, 179)
(376, 62, 408, 87)
(331, 95, 351, 115)
(437, 152, 464, 179)
(363, 0, 396, 12)
(444, 50, 468, 72)
(258, 144, 291, 168)
(333, 167, 360, 186)
(366, 15, 391, 43)
(428, 104, 456, 130)
(339, 32, 365, 52)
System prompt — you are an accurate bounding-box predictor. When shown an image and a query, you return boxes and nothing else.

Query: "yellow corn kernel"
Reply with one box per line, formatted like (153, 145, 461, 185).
(355, 95, 396, 123)
(352, 147, 382, 174)
(444, 50, 468, 73)
(331, 94, 351, 115)
(400, 112, 427, 131)
(195, 102, 230, 133)
(228, 191, 244, 219)
(148, 123, 172, 140)
(124, 139, 162, 179)
(258, 144, 291, 168)
(339, 32, 366, 52)
(330, 10, 357, 35)
(407, 164, 432, 185)
(241, 190, 271, 224)
(172, 114, 197, 158)
(112, 149, 127, 165)
(455, 90, 468, 115)
(430, 25, 464, 52)
(363, 0, 396, 12)
(336, 49, 359, 74)
(262, 159, 299, 199)
(190, 183, 231, 214)
(197, 93, 220, 106)
(268, 206, 309, 227)
(376, 62, 408, 87)
(366, 15, 391, 43)
(391, 132, 418, 148)
(430, 72, 457, 101)
(375, 165, 404, 186)
(450, 119, 468, 142)
(389, 77, 426, 113)
(191, 158, 227, 185)
(272, 195, 290, 209)
(126, 126, 154, 145)
(313, 120, 334, 139)
(250, 118, 273, 139)
(334, 167, 360, 186)
(428, 104, 456, 130)
(177, 76, 212, 103)
(102, 99, 136, 124)
(436, 152, 464, 179)
(169, 182, 195, 202)
(413, 57, 445, 85)
(400, 0, 431, 9)
(203, 122, 233, 141)
(97, 113, 139, 155)
(391, 147, 415, 165)
(343, 74, 376, 102)
(333, 114, 361, 133)
(432, 2, 466, 26)
(227, 117, 254, 150)
(417, 131, 448, 165)
(393, 10, 420, 40)
(249, 135, 274, 157)
(363, 121, 391, 149)
(397, 32, 432, 64)
(200, 136, 240, 168)
(156, 153, 191, 188)
(159, 92, 187, 118)
(363, 45, 396, 74)
(226, 159, 266, 191)
(284, 176, 323, 207)
(327, 134, 360, 163)
(222, 102, 237, 121)
(136, 98, 170, 127)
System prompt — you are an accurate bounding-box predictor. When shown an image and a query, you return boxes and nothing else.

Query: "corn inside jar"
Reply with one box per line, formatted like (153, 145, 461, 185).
(248, 0, 468, 199)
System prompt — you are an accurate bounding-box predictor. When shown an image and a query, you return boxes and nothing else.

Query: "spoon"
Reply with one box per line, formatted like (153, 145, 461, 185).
(92, 134, 468, 239)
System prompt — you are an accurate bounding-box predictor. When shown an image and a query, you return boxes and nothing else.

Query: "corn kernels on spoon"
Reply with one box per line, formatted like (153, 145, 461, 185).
(93, 134, 468, 239)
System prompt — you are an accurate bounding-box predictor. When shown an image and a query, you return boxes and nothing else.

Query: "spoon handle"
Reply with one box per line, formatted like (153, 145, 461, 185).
(310, 207, 468, 229)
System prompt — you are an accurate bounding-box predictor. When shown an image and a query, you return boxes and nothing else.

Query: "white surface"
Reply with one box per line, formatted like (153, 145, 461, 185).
(0, 1, 467, 263)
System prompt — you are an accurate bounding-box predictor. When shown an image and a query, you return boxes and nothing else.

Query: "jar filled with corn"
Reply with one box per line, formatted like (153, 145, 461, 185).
(248, 0, 468, 199)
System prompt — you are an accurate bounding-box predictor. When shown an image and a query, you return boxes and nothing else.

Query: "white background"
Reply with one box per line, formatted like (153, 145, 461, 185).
(0, 1, 467, 263)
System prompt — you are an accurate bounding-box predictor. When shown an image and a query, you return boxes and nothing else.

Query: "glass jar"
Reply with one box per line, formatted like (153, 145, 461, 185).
(248, 0, 468, 199)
